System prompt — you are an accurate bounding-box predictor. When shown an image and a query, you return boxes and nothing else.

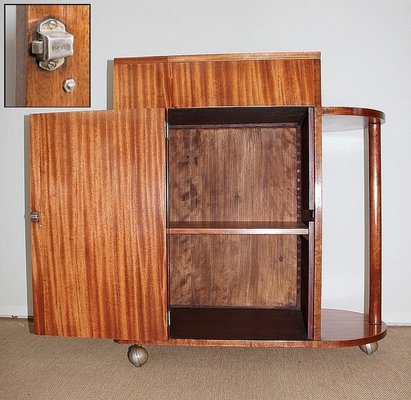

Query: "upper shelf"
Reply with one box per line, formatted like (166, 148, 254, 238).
(168, 221, 309, 235)
(322, 107, 385, 132)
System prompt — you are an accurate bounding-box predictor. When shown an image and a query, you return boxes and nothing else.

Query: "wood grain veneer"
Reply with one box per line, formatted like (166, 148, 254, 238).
(16, 5, 90, 107)
(113, 53, 321, 110)
(169, 235, 298, 308)
(169, 59, 320, 108)
(30, 109, 167, 341)
(113, 61, 170, 109)
(114, 52, 323, 339)
(168, 126, 298, 222)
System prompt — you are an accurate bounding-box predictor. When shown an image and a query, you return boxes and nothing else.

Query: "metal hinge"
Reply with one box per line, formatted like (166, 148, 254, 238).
(31, 18, 74, 71)
(164, 122, 169, 139)
(167, 310, 171, 326)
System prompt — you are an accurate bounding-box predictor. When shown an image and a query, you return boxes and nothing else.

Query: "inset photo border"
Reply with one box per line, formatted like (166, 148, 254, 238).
(4, 3, 91, 107)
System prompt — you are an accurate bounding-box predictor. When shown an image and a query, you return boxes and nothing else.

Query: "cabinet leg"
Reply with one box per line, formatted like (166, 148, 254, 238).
(359, 341, 378, 355)
(128, 345, 148, 367)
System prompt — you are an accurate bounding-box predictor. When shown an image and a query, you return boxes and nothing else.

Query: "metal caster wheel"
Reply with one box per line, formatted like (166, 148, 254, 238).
(128, 345, 148, 367)
(359, 341, 378, 355)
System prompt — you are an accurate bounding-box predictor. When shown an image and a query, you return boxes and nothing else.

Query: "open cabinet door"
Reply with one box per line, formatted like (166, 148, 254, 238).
(30, 109, 167, 342)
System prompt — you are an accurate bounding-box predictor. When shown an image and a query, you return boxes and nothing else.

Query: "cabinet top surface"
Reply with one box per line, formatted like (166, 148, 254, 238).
(322, 106, 385, 132)
(114, 52, 321, 64)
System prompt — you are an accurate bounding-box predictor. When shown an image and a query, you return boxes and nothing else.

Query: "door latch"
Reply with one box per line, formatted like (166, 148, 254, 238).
(30, 211, 40, 222)
(31, 18, 74, 71)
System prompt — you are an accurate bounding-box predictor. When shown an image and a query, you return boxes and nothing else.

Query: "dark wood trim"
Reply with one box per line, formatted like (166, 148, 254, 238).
(168, 106, 310, 126)
(169, 307, 307, 341)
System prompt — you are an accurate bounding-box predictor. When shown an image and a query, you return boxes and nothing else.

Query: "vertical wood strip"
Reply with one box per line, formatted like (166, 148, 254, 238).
(368, 122, 382, 325)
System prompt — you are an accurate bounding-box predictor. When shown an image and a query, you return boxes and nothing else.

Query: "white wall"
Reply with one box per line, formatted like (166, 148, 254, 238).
(1, 0, 410, 324)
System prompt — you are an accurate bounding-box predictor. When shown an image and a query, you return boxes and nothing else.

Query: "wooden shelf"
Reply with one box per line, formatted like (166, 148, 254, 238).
(322, 106, 385, 132)
(169, 307, 307, 341)
(168, 221, 309, 235)
(164, 309, 387, 348)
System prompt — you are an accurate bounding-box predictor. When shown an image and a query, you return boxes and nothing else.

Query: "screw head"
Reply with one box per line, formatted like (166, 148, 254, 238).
(48, 19, 58, 29)
(47, 60, 57, 70)
(63, 78, 76, 93)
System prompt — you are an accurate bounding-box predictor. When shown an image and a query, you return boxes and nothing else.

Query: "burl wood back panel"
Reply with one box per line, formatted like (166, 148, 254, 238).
(30, 109, 167, 341)
(16, 5, 90, 107)
(170, 235, 297, 308)
(168, 126, 298, 222)
(169, 125, 299, 308)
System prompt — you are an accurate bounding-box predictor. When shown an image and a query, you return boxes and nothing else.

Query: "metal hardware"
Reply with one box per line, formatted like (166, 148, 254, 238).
(30, 211, 40, 222)
(165, 122, 169, 139)
(63, 78, 76, 93)
(127, 345, 148, 367)
(359, 341, 378, 355)
(31, 18, 74, 71)
(167, 310, 171, 325)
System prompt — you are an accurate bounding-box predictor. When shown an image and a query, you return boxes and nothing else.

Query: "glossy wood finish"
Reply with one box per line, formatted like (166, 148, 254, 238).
(30, 109, 167, 341)
(167, 309, 387, 347)
(368, 122, 382, 325)
(322, 106, 384, 327)
(169, 221, 309, 235)
(117, 309, 386, 346)
(16, 5, 90, 107)
(322, 107, 385, 131)
(169, 59, 321, 108)
(113, 53, 321, 110)
(114, 53, 323, 338)
(169, 235, 298, 308)
(113, 61, 170, 109)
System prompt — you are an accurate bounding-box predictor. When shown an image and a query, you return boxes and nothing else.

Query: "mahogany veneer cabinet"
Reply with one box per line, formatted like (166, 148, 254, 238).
(29, 52, 386, 366)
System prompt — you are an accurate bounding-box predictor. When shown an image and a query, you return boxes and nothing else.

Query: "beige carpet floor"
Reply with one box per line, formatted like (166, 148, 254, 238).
(0, 318, 410, 400)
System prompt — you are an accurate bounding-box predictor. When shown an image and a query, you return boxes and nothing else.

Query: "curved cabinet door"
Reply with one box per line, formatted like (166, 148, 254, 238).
(30, 109, 167, 342)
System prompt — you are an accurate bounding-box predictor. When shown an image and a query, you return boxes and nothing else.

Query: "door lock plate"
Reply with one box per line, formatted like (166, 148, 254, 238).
(31, 18, 74, 71)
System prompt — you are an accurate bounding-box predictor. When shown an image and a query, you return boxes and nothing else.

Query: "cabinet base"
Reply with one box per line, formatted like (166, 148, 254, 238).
(115, 309, 387, 348)
(168, 309, 387, 348)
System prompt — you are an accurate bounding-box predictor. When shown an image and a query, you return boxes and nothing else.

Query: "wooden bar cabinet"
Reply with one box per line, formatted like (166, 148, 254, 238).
(29, 52, 386, 366)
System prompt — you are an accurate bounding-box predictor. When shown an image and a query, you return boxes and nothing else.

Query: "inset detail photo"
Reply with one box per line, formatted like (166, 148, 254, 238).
(4, 4, 90, 107)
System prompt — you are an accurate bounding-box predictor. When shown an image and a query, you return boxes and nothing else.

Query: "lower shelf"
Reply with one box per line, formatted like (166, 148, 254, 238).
(169, 307, 307, 340)
(167, 309, 387, 347)
(116, 309, 388, 348)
